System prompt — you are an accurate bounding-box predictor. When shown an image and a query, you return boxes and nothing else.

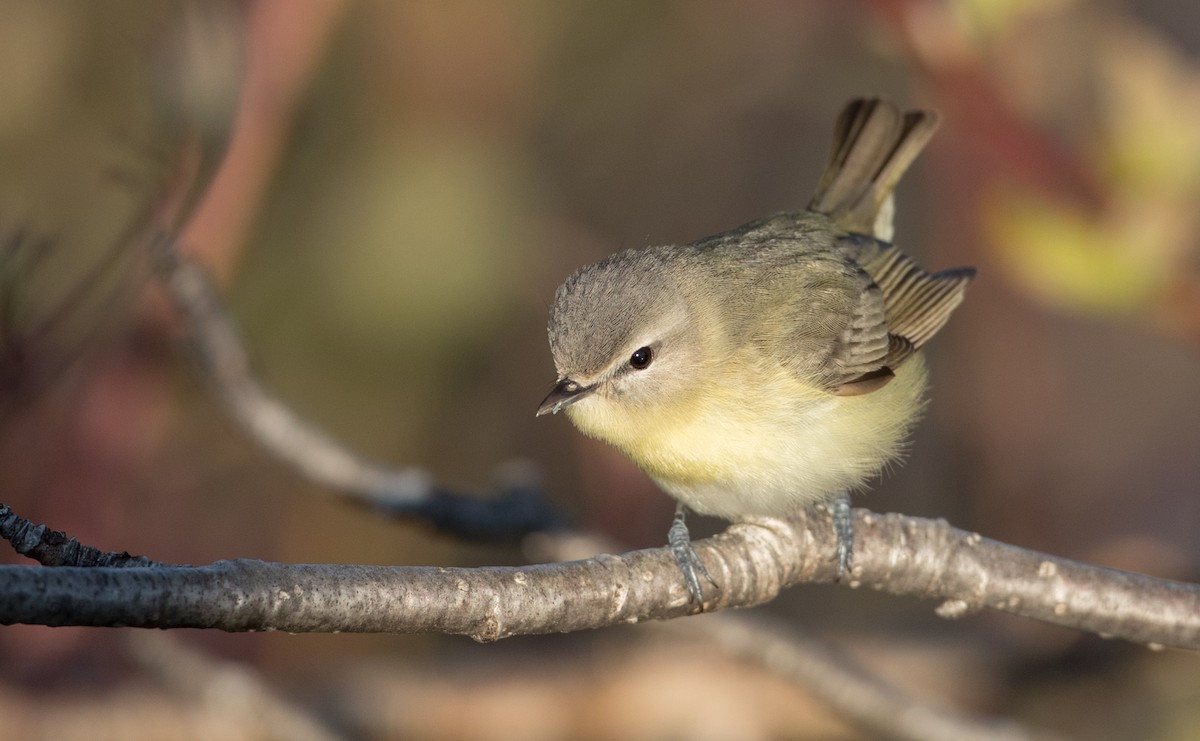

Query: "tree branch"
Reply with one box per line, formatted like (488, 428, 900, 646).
(542, 533, 1060, 741)
(3, 503, 1198, 649)
(672, 614, 1059, 741)
(0, 503, 159, 567)
(128, 633, 341, 741)
(152, 235, 567, 540)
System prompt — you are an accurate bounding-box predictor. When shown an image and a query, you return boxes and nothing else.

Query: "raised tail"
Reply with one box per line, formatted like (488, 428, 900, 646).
(813, 99, 974, 366)
(808, 98, 939, 241)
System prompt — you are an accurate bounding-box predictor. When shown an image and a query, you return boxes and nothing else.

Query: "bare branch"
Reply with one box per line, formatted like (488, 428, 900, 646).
(0, 504, 159, 567)
(2, 503, 1198, 649)
(541, 533, 1059, 741)
(151, 236, 566, 540)
(128, 633, 341, 741)
(851, 511, 1200, 650)
(673, 614, 1060, 741)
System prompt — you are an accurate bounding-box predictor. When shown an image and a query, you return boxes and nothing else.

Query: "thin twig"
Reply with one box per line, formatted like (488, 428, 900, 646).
(0, 504, 158, 567)
(675, 614, 1060, 741)
(152, 235, 566, 540)
(128, 633, 341, 741)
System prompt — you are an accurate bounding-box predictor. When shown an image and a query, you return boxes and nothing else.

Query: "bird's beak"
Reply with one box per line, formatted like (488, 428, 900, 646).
(536, 379, 595, 417)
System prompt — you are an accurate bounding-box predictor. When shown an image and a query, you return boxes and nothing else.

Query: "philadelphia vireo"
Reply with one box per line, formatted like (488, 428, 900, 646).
(537, 98, 974, 601)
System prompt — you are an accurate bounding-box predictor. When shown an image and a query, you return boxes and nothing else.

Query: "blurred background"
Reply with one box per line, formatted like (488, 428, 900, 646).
(2, 0, 1200, 738)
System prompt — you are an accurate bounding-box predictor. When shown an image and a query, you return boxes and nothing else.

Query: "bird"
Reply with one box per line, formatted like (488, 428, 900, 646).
(538, 98, 975, 602)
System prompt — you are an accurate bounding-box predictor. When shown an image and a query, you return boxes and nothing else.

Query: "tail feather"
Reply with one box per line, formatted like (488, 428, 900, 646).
(808, 98, 939, 241)
(813, 98, 972, 351)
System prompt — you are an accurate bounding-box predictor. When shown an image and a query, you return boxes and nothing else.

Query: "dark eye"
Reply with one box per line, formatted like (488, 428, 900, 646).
(629, 346, 652, 370)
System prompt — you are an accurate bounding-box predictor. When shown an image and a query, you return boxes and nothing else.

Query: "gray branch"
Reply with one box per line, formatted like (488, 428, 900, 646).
(152, 235, 566, 540)
(2, 506, 1197, 650)
(672, 614, 1059, 741)
(157, 234, 431, 502)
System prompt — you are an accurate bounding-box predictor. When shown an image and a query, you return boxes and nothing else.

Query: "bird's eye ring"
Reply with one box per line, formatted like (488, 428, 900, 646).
(630, 346, 652, 370)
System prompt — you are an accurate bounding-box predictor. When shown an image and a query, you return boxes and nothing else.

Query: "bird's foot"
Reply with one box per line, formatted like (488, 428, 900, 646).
(830, 493, 854, 580)
(668, 504, 717, 607)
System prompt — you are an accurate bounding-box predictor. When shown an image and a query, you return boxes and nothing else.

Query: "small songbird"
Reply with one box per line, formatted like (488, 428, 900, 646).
(537, 98, 974, 600)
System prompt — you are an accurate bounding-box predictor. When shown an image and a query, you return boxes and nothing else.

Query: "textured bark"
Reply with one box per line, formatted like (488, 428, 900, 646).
(3, 505, 1198, 650)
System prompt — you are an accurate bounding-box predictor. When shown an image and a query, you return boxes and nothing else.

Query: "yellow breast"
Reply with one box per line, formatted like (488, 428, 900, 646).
(565, 356, 928, 519)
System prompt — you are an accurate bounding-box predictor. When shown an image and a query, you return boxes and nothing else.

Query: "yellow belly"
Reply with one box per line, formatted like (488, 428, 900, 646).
(566, 356, 928, 519)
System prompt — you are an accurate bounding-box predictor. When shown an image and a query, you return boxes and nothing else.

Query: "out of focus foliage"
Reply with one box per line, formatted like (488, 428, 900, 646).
(953, 2, 1200, 331)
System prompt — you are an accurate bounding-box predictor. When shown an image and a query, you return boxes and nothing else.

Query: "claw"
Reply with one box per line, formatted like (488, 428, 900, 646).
(830, 493, 854, 580)
(668, 504, 717, 606)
